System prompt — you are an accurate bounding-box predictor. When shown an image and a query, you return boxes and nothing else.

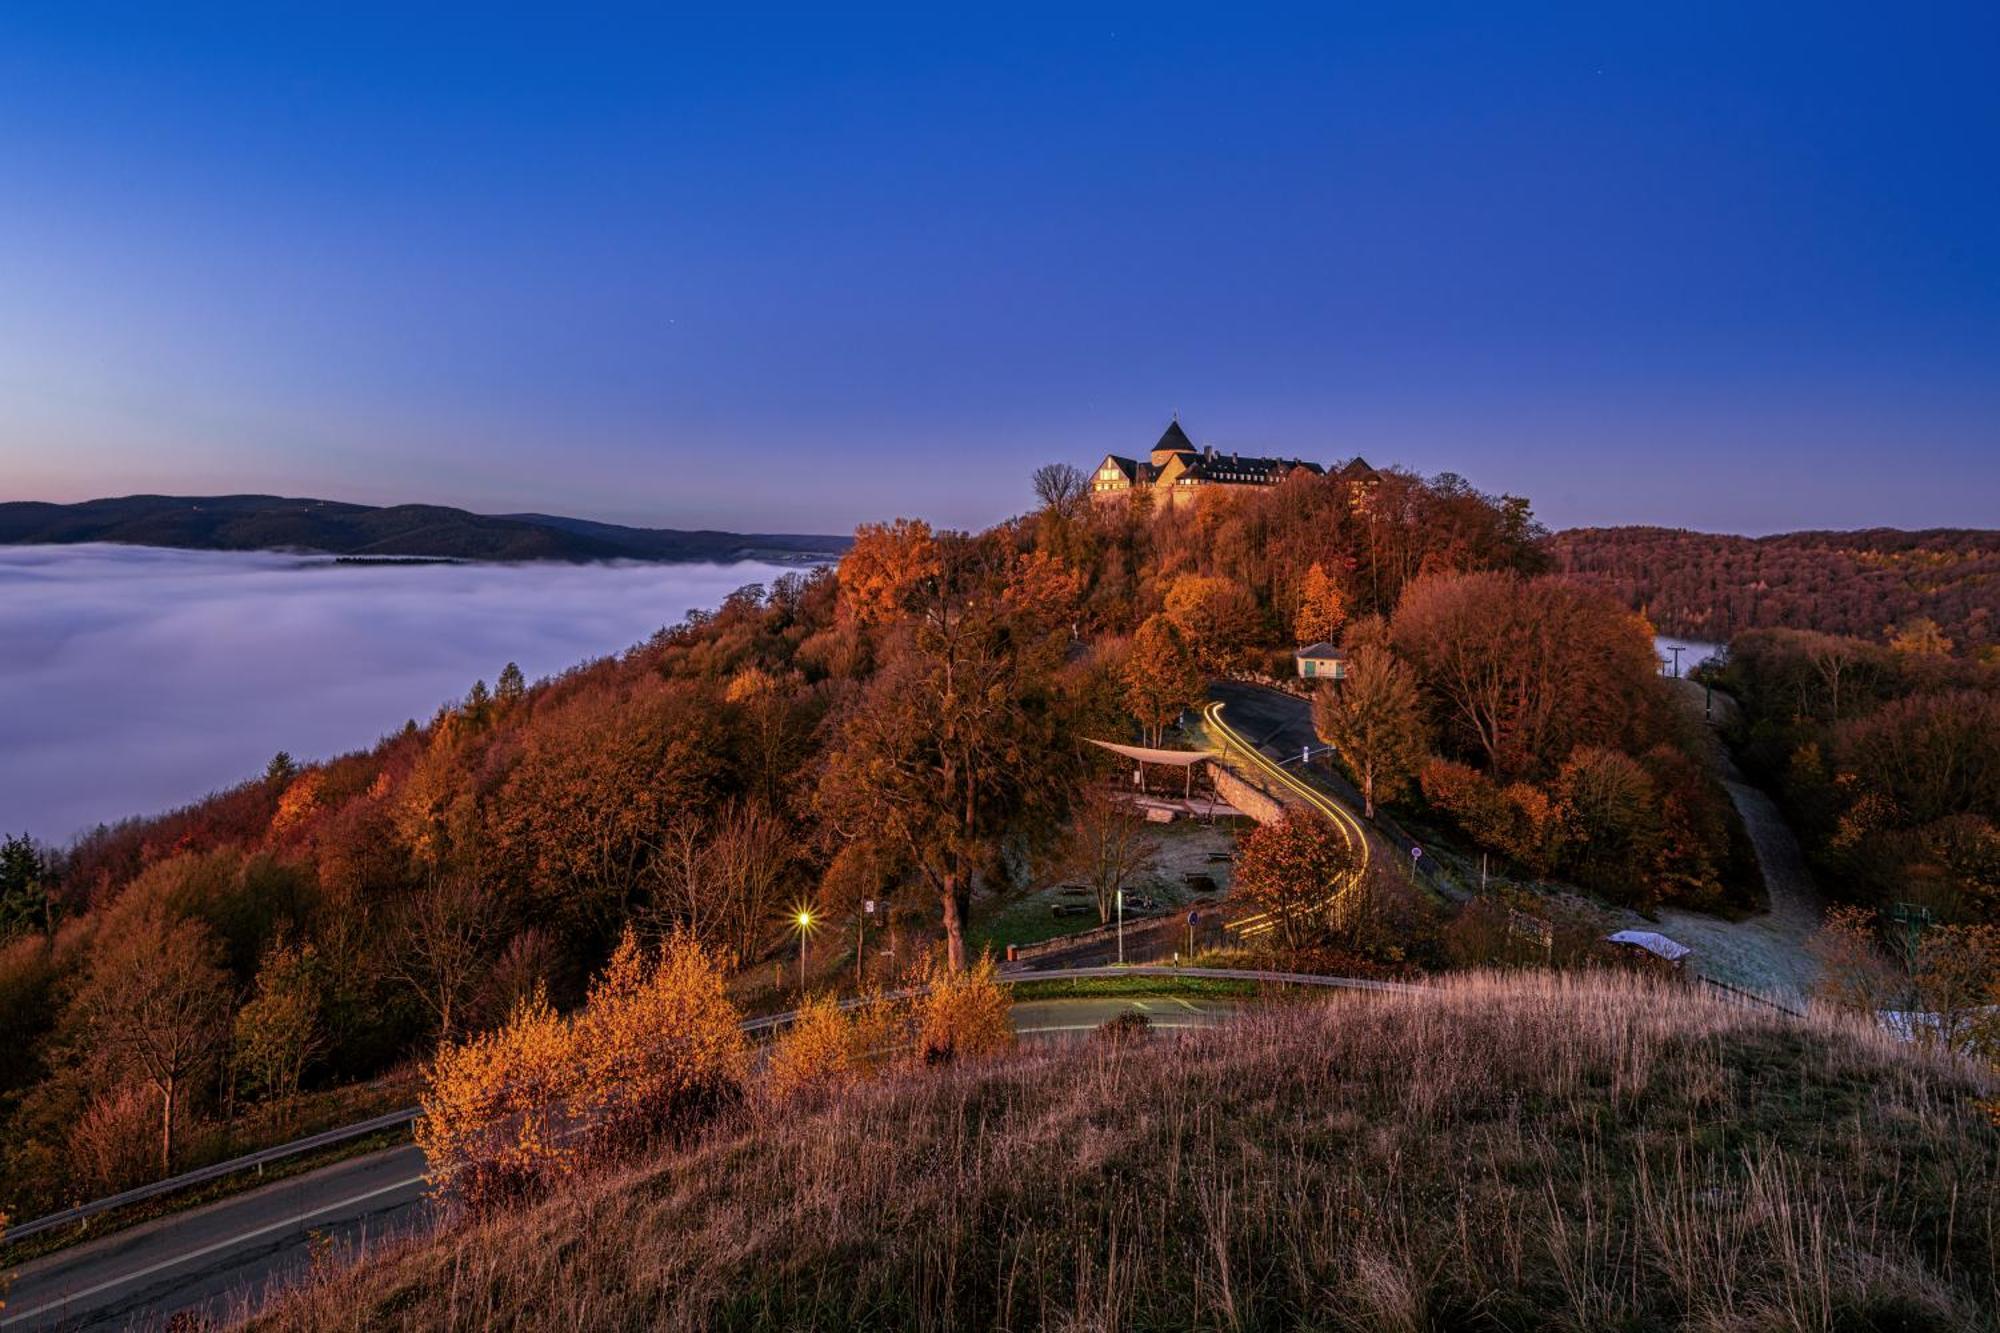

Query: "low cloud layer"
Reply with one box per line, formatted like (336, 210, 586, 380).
(0, 545, 803, 844)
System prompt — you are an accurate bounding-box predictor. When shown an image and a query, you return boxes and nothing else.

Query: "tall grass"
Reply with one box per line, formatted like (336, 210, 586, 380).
(256, 971, 1998, 1331)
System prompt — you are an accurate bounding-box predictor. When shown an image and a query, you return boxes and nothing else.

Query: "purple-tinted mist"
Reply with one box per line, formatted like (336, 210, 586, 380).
(0, 545, 799, 843)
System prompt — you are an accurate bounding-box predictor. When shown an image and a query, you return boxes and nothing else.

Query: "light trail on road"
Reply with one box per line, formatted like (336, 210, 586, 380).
(1202, 700, 1373, 938)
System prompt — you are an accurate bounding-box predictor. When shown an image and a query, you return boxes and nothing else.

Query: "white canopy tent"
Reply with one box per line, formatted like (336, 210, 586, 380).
(1085, 738, 1214, 799)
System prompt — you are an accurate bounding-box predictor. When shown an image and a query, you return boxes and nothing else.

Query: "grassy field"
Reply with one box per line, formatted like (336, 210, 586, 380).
(254, 972, 1998, 1331)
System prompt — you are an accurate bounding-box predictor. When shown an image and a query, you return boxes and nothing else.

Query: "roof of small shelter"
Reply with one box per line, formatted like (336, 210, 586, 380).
(1086, 738, 1214, 767)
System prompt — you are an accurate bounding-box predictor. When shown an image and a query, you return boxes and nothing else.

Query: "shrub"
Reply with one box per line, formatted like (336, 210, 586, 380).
(766, 991, 900, 1102)
(914, 955, 1013, 1066)
(417, 930, 746, 1211)
(416, 988, 578, 1211)
(1095, 1010, 1152, 1044)
(570, 931, 748, 1155)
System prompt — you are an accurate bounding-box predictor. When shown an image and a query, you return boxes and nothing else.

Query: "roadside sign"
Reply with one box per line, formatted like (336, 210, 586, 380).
(1410, 845, 1423, 862)
(864, 899, 876, 915)
(1187, 909, 1198, 926)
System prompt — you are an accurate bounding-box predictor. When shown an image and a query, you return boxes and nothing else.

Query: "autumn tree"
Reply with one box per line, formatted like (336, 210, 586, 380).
(1310, 644, 1427, 818)
(1233, 810, 1360, 950)
(1122, 614, 1204, 745)
(492, 679, 724, 937)
(838, 517, 942, 626)
(1053, 786, 1158, 924)
(67, 907, 232, 1175)
(1163, 574, 1262, 673)
(913, 954, 1014, 1065)
(816, 535, 1076, 971)
(1293, 562, 1350, 646)
(1555, 747, 1664, 901)
(1913, 925, 1999, 1055)
(569, 930, 748, 1153)
(1390, 570, 1660, 780)
(233, 937, 326, 1105)
(1807, 906, 1900, 1013)
(1889, 616, 1953, 658)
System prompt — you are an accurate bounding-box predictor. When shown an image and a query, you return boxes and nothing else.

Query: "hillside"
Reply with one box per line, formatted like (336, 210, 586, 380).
(256, 973, 1999, 1332)
(0, 495, 848, 564)
(1550, 525, 1999, 655)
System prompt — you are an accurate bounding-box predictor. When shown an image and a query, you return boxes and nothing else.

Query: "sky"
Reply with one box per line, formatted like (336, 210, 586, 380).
(0, 544, 796, 841)
(1, 4, 1996, 535)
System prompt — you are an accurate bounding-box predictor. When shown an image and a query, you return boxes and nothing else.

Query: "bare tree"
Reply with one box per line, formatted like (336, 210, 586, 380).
(1031, 462, 1090, 519)
(394, 876, 498, 1043)
(69, 910, 232, 1176)
(709, 799, 793, 963)
(1054, 787, 1158, 924)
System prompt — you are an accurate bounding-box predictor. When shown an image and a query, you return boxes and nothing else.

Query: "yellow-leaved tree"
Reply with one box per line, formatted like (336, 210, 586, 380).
(417, 929, 746, 1211)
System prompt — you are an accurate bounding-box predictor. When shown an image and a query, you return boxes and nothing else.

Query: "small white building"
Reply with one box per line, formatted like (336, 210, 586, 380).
(1294, 642, 1348, 681)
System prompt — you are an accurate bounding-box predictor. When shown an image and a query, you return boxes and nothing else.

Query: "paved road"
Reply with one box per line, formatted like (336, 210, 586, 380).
(1208, 683, 1457, 897)
(2, 994, 1241, 1331)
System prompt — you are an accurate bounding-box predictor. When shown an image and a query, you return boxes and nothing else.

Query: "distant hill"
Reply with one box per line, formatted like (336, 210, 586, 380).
(0, 495, 849, 564)
(1551, 525, 1998, 653)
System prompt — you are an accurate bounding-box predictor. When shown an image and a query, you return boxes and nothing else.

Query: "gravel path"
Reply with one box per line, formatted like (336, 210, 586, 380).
(1639, 682, 1825, 1003)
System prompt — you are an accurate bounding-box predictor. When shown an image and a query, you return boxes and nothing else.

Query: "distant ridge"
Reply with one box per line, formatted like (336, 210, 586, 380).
(0, 494, 850, 564)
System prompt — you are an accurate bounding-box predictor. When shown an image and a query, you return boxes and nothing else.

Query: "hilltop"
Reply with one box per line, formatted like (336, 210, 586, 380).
(255, 973, 1999, 1332)
(0, 494, 848, 564)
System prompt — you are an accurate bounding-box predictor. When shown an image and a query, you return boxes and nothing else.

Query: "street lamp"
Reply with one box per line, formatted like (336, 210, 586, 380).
(1116, 889, 1124, 965)
(792, 906, 816, 993)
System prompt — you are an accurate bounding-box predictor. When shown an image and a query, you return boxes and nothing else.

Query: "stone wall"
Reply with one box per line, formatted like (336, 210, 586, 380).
(1210, 764, 1288, 825)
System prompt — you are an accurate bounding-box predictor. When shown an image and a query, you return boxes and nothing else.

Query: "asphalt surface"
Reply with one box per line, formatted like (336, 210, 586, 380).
(3, 994, 1241, 1331)
(1207, 682, 1457, 897)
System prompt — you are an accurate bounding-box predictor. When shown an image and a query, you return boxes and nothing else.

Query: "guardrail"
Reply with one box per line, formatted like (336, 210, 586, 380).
(2, 1107, 422, 1245)
(1698, 975, 1807, 1019)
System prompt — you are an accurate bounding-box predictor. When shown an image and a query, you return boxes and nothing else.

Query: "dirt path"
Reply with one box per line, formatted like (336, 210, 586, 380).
(1640, 681, 1824, 1003)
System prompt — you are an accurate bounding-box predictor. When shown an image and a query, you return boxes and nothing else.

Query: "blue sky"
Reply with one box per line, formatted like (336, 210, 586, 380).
(2, 4, 1995, 534)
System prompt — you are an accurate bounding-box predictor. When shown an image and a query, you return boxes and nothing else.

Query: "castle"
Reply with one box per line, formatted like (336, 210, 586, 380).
(1089, 420, 1327, 509)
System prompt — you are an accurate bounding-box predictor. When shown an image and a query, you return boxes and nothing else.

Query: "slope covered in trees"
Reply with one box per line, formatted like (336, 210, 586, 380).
(1551, 525, 1999, 656)
(0, 460, 1732, 1221)
(1714, 627, 2000, 927)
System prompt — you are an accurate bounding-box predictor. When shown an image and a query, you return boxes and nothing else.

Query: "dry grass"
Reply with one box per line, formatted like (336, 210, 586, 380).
(256, 972, 1999, 1331)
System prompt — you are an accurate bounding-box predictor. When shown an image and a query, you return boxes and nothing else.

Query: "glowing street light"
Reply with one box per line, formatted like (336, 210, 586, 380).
(791, 906, 817, 992)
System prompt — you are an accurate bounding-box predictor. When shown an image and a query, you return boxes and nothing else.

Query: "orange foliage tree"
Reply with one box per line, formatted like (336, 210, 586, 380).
(1122, 614, 1203, 745)
(913, 954, 1014, 1065)
(839, 518, 942, 626)
(1233, 810, 1359, 950)
(1163, 574, 1262, 673)
(1293, 562, 1350, 646)
(1310, 644, 1427, 818)
(417, 930, 746, 1211)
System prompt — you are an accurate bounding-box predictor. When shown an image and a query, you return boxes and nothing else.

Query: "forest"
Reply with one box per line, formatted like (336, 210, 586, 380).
(1552, 525, 1998, 657)
(1, 462, 1747, 1220)
(1711, 627, 1999, 928)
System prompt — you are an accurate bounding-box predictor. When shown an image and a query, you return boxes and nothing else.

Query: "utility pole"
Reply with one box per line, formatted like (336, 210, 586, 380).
(1116, 889, 1125, 965)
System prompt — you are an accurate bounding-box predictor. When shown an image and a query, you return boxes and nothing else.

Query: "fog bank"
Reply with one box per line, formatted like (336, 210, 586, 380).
(0, 545, 803, 843)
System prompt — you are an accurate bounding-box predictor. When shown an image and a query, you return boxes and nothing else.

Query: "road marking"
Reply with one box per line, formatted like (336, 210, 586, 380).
(0, 1174, 429, 1327)
(1013, 1023, 1217, 1035)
